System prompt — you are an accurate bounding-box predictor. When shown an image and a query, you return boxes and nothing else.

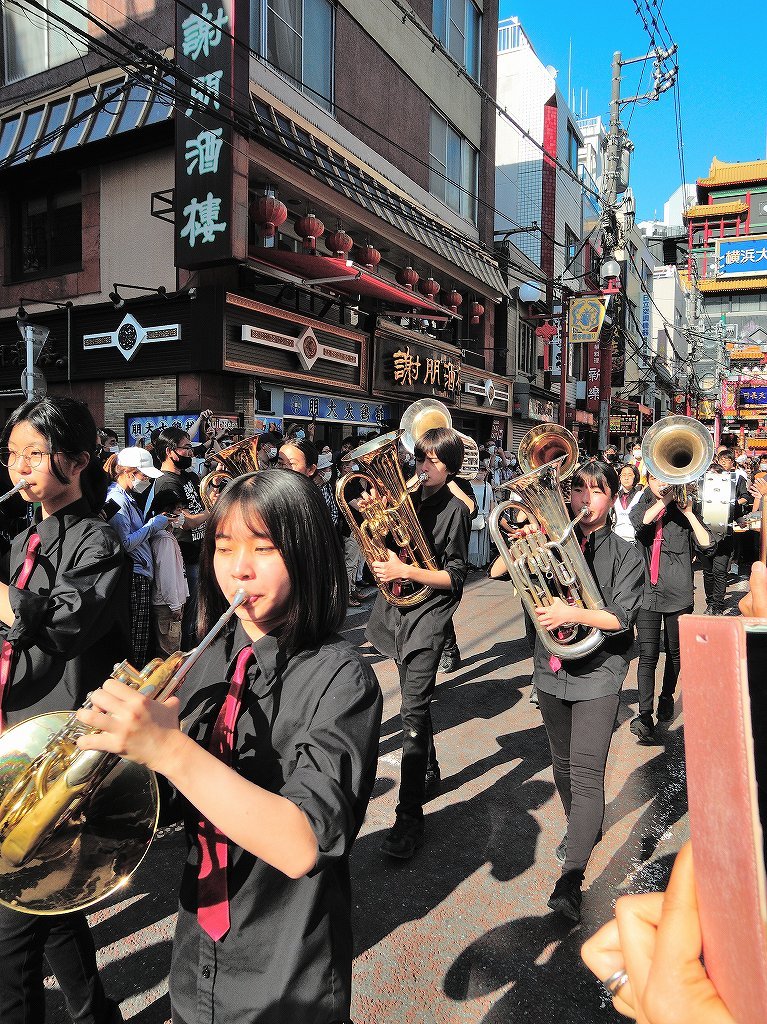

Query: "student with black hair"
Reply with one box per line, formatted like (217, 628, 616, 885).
(533, 461, 644, 923)
(77, 471, 382, 1024)
(0, 396, 130, 1024)
(277, 437, 318, 477)
(366, 426, 470, 859)
(151, 426, 210, 648)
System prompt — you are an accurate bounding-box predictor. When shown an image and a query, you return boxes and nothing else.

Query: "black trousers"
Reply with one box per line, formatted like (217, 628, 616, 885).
(0, 906, 119, 1024)
(537, 690, 620, 874)
(442, 619, 458, 655)
(396, 647, 441, 819)
(701, 535, 733, 612)
(635, 606, 691, 716)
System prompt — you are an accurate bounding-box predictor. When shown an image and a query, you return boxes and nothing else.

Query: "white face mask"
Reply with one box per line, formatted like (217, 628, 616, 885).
(350, 462, 360, 472)
(632, 450, 641, 459)
(319, 470, 332, 483)
(268, 447, 278, 459)
(131, 475, 152, 494)
(736, 455, 747, 464)
(760, 463, 767, 471)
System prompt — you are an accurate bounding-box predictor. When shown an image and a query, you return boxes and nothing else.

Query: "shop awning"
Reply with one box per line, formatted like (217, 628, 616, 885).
(250, 98, 510, 300)
(249, 250, 462, 318)
(0, 68, 173, 169)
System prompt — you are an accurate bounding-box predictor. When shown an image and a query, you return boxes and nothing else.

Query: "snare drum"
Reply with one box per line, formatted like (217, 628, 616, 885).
(701, 471, 736, 539)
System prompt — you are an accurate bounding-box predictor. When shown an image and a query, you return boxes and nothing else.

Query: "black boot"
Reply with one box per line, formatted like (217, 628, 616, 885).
(547, 869, 584, 922)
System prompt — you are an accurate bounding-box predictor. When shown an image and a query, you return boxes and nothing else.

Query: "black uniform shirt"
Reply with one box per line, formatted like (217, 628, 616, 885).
(533, 524, 645, 701)
(152, 470, 206, 563)
(629, 489, 715, 612)
(2, 497, 131, 724)
(365, 483, 470, 661)
(172, 622, 382, 1024)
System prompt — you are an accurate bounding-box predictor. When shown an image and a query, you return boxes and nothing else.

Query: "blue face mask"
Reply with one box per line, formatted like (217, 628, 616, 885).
(295, 430, 306, 441)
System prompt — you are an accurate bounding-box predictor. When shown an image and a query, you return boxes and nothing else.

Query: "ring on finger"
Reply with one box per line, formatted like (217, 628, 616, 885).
(601, 969, 630, 998)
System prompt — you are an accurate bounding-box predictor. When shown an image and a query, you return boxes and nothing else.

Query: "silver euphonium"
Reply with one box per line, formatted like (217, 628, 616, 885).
(488, 456, 606, 659)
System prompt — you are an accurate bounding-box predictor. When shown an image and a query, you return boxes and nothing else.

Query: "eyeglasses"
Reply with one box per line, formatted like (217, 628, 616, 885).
(174, 444, 194, 453)
(0, 446, 53, 469)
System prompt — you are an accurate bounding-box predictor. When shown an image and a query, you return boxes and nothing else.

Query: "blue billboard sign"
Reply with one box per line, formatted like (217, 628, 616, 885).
(738, 386, 767, 408)
(283, 391, 392, 426)
(718, 236, 767, 277)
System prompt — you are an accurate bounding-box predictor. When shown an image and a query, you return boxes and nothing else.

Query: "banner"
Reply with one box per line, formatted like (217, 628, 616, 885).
(568, 297, 607, 344)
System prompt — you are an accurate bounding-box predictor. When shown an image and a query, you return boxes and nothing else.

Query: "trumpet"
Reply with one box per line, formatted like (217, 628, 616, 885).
(336, 431, 438, 608)
(489, 454, 606, 659)
(0, 590, 247, 915)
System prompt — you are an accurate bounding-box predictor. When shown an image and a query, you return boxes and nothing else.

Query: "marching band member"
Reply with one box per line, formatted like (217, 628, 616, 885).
(628, 473, 715, 742)
(77, 471, 382, 1024)
(613, 463, 644, 544)
(366, 427, 470, 859)
(699, 450, 750, 612)
(532, 462, 644, 923)
(0, 397, 130, 1024)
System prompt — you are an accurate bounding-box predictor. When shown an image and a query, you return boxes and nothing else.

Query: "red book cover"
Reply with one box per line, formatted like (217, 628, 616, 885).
(680, 614, 767, 1024)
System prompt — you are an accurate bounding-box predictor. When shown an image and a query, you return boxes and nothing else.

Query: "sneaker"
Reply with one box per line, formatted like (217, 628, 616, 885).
(347, 595, 362, 608)
(630, 713, 655, 742)
(547, 870, 583, 922)
(424, 764, 442, 798)
(529, 685, 539, 707)
(554, 835, 567, 866)
(439, 647, 461, 673)
(380, 814, 424, 859)
(657, 695, 675, 722)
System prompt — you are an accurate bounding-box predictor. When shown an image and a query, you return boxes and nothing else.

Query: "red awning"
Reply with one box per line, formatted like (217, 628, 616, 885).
(248, 249, 461, 319)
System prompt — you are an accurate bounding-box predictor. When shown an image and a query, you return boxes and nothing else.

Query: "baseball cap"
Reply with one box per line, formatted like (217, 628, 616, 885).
(118, 447, 164, 478)
(317, 453, 333, 471)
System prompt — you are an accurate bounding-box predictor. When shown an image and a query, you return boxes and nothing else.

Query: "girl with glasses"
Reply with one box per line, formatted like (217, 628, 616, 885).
(0, 396, 131, 1024)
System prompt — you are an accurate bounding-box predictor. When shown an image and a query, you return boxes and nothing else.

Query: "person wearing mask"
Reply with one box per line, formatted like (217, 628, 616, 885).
(629, 473, 715, 741)
(147, 492, 189, 656)
(0, 396, 130, 1024)
(314, 452, 340, 530)
(613, 464, 644, 543)
(96, 427, 119, 465)
(366, 428, 470, 858)
(151, 427, 210, 649)
(335, 443, 370, 608)
(603, 445, 620, 467)
(105, 447, 168, 666)
(701, 449, 751, 606)
(255, 432, 281, 470)
(533, 462, 644, 922)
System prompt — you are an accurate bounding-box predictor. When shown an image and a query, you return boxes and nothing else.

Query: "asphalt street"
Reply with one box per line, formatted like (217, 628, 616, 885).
(41, 565, 729, 1024)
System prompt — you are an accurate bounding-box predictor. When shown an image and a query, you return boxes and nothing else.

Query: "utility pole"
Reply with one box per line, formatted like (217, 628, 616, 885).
(597, 44, 678, 451)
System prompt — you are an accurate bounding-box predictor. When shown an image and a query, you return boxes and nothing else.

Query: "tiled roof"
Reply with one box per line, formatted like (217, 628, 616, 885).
(684, 201, 748, 219)
(698, 156, 767, 187)
(697, 275, 767, 293)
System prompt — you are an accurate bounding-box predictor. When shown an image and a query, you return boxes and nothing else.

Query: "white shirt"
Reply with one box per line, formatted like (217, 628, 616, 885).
(613, 487, 644, 543)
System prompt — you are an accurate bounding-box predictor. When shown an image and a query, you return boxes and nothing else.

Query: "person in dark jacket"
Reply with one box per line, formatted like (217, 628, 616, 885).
(0, 396, 130, 1024)
(366, 427, 471, 859)
(629, 472, 715, 741)
(532, 461, 644, 923)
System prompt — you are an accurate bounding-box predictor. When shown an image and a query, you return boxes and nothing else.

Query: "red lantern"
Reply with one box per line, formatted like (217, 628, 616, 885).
(295, 213, 324, 252)
(250, 193, 288, 247)
(325, 227, 354, 257)
(447, 290, 463, 313)
(470, 301, 485, 324)
(418, 276, 440, 299)
(396, 266, 419, 290)
(357, 243, 381, 270)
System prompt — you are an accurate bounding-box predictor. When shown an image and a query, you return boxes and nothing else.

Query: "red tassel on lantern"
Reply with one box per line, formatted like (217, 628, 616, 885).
(250, 192, 288, 248)
(447, 290, 463, 314)
(470, 301, 485, 324)
(295, 213, 324, 252)
(418, 276, 440, 299)
(325, 226, 354, 257)
(396, 266, 419, 290)
(357, 243, 381, 270)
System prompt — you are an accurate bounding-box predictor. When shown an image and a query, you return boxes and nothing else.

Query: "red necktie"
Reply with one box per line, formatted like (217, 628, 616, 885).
(0, 533, 41, 731)
(197, 644, 254, 940)
(549, 535, 589, 673)
(650, 513, 664, 586)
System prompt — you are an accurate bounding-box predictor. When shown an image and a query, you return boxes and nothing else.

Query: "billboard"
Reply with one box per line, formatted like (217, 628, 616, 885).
(716, 234, 767, 278)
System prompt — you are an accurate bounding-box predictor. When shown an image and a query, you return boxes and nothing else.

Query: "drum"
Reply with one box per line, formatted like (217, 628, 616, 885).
(700, 471, 736, 539)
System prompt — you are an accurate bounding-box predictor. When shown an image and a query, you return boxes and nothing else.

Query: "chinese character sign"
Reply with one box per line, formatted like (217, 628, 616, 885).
(738, 385, 767, 409)
(568, 297, 607, 344)
(717, 236, 767, 277)
(586, 342, 600, 414)
(176, 0, 248, 268)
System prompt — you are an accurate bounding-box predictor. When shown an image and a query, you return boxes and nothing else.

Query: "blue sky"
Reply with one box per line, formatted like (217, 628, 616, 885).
(499, 1, 767, 220)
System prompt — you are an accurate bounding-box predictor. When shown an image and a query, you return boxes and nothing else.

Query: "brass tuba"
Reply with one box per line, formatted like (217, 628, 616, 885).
(641, 415, 714, 507)
(200, 435, 260, 509)
(0, 591, 247, 914)
(488, 456, 606, 659)
(517, 423, 580, 480)
(335, 431, 438, 607)
(400, 398, 480, 480)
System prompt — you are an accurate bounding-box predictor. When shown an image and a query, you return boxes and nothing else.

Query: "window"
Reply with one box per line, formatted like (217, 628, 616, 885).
(517, 320, 536, 377)
(3, 0, 87, 83)
(10, 176, 82, 280)
(566, 122, 579, 172)
(433, 0, 481, 80)
(429, 109, 478, 222)
(565, 225, 579, 277)
(251, 0, 333, 111)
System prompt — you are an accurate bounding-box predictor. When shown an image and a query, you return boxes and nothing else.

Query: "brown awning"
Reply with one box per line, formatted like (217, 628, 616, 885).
(248, 250, 461, 318)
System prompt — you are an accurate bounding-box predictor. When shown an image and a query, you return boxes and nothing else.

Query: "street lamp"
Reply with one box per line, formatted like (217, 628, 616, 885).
(109, 283, 168, 309)
(15, 297, 73, 382)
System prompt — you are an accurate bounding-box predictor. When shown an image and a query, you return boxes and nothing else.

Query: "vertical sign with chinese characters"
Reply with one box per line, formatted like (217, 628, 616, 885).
(175, 0, 249, 267)
(586, 342, 600, 414)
